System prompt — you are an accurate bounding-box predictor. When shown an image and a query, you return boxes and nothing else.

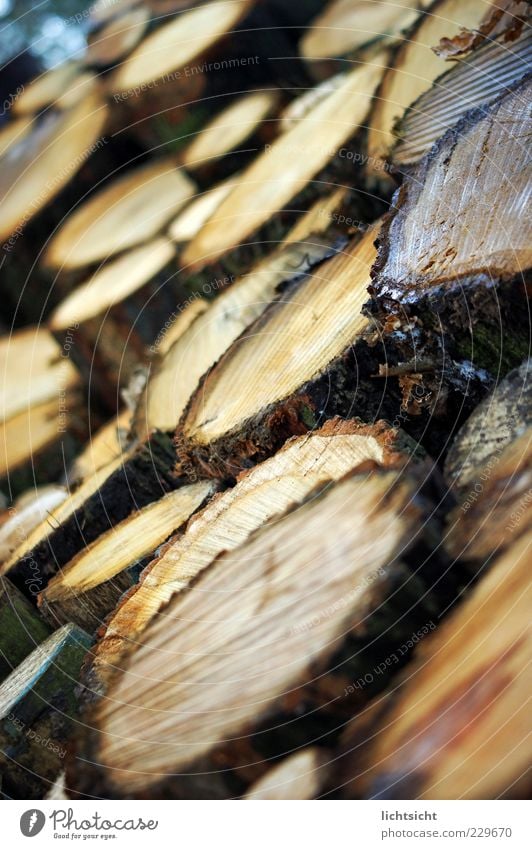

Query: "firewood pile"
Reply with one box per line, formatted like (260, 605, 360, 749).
(0, 0, 530, 800)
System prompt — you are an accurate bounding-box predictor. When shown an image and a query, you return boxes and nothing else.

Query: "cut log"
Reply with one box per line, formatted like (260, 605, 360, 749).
(301, 0, 428, 78)
(444, 360, 531, 495)
(49, 237, 180, 406)
(0, 92, 108, 244)
(176, 225, 407, 479)
(134, 236, 341, 440)
(85, 7, 149, 68)
(0, 327, 80, 422)
(180, 51, 390, 284)
(366, 80, 531, 421)
(1, 431, 181, 597)
(167, 176, 238, 246)
(109, 0, 256, 93)
(0, 486, 67, 563)
(38, 481, 215, 632)
(87, 418, 424, 695)
(12, 61, 85, 115)
(44, 158, 195, 271)
(244, 748, 332, 800)
(392, 27, 532, 168)
(366, 0, 492, 174)
(69, 462, 450, 799)
(180, 89, 280, 184)
(0, 394, 87, 500)
(68, 409, 131, 484)
(331, 529, 532, 799)
(149, 298, 209, 359)
(446, 429, 532, 567)
(0, 577, 51, 681)
(0, 623, 91, 799)
(279, 73, 348, 132)
(280, 186, 351, 246)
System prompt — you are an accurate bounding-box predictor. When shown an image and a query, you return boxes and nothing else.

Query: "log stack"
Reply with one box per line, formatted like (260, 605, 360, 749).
(0, 0, 529, 800)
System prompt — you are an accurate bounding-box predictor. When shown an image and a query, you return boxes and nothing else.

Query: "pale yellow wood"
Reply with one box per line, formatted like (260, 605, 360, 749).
(42, 482, 214, 601)
(182, 90, 279, 171)
(45, 160, 195, 269)
(0, 328, 79, 421)
(0, 93, 108, 242)
(183, 226, 376, 445)
(181, 53, 388, 269)
(110, 0, 255, 91)
(50, 238, 175, 329)
(301, 0, 426, 60)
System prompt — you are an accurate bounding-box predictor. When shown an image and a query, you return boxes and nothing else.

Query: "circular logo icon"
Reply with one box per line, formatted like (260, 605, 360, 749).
(20, 810, 46, 837)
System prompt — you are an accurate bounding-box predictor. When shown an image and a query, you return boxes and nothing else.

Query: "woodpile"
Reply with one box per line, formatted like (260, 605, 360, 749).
(0, 0, 529, 800)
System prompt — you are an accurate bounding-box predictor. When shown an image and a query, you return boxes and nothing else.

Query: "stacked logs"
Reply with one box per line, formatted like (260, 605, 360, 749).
(0, 0, 530, 799)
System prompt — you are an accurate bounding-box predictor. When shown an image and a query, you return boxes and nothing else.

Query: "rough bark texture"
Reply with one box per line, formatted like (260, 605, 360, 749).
(391, 30, 532, 168)
(0, 624, 92, 799)
(445, 429, 531, 567)
(2, 431, 181, 598)
(365, 81, 531, 421)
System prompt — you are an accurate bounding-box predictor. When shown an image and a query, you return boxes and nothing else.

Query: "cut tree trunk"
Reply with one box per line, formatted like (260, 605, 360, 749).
(330, 528, 532, 799)
(366, 0, 493, 176)
(0, 97, 147, 326)
(49, 237, 181, 408)
(0, 115, 33, 157)
(301, 0, 429, 80)
(11, 62, 91, 115)
(43, 158, 195, 271)
(365, 80, 531, 426)
(84, 418, 426, 696)
(244, 748, 332, 800)
(0, 92, 108, 245)
(0, 327, 80, 423)
(108, 0, 257, 94)
(134, 236, 341, 442)
(176, 225, 410, 480)
(105, 0, 301, 151)
(68, 461, 452, 799)
(84, 7, 149, 69)
(167, 175, 238, 247)
(68, 409, 131, 484)
(180, 89, 281, 186)
(1, 431, 182, 597)
(391, 27, 532, 169)
(179, 50, 390, 288)
(0, 623, 92, 799)
(0, 577, 51, 681)
(38, 481, 215, 632)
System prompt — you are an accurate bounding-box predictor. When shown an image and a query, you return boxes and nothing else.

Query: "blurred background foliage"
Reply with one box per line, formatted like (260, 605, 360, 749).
(0, 0, 88, 69)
